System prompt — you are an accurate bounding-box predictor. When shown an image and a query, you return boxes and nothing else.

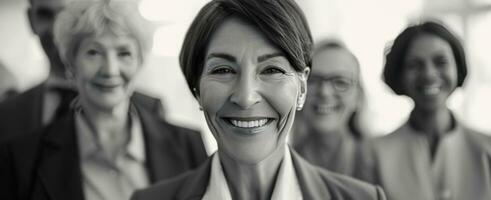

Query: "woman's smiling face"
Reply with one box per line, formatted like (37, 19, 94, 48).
(73, 32, 141, 111)
(401, 34, 458, 112)
(198, 17, 308, 164)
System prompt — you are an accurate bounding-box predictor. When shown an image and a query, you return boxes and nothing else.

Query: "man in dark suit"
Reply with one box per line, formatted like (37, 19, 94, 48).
(0, 0, 71, 141)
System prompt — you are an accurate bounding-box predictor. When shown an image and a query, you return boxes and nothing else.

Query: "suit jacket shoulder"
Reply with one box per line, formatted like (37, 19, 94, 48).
(0, 83, 45, 142)
(132, 149, 386, 200)
(291, 149, 386, 200)
(131, 157, 212, 200)
(0, 99, 208, 200)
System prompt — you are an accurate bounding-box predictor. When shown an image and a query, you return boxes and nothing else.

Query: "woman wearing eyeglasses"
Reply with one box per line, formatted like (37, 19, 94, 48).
(292, 41, 371, 179)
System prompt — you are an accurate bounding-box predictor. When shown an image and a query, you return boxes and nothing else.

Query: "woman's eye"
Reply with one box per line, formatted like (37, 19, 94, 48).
(118, 51, 132, 57)
(86, 49, 99, 56)
(262, 66, 286, 75)
(434, 57, 448, 67)
(210, 67, 234, 74)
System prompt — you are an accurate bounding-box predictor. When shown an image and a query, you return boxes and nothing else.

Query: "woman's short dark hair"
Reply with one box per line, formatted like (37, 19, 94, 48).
(180, 0, 313, 97)
(383, 21, 467, 95)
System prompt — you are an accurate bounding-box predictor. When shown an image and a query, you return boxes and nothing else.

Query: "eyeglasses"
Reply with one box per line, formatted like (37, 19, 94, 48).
(308, 75, 357, 92)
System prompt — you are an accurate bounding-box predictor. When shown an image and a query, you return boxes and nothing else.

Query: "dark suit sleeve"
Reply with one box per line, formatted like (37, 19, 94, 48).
(182, 128, 208, 167)
(130, 191, 141, 200)
(0, 143, 16, 200)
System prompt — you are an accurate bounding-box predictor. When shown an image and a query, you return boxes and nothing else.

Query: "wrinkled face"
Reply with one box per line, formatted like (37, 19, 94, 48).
(198, 17, 308, 164)
(29, 0, 71, 70)
(304, 48, 360, 134)
(72, 32, 141, 111)
(401, 34, 458, 112)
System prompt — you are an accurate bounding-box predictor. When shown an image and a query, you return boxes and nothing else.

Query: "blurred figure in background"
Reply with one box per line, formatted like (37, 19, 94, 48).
(0, 0, 74, 141)
(0, 1, 207, 200)
(0, 0, 164, 143)
(0, 61, 19, 102)
(292, 40, 370, 179)
(370, 21, 491, 200)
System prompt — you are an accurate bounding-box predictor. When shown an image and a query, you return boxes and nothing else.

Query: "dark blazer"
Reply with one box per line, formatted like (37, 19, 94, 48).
(0, 100, 208, 200)
(0, 82, 165, 143)
(131, 148, 386, 200)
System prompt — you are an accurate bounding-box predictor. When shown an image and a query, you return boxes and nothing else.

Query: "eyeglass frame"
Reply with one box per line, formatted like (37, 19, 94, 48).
(307, 75, 358, 92)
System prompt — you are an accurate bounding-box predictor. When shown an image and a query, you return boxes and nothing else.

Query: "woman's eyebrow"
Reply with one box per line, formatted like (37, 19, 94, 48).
(258, 52, 284, 62)
(206, 53, 236, 62)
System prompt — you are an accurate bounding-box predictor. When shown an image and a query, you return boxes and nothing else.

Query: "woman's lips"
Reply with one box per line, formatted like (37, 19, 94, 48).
(313, 104, 338, 114)
(91, 81, 122, 91)
(419, 85, 441, 96)
(223, 117, 273, 128)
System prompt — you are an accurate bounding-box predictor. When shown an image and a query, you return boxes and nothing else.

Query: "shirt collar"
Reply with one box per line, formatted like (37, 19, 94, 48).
(202, 146, 303, 200)
(75, 105, 146, 163)
(405, 113, 462, 138)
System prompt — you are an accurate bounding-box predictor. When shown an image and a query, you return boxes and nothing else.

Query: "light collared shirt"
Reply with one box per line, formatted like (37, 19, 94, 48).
(75, 107, 149, 200)
(202, 146, 303, 200)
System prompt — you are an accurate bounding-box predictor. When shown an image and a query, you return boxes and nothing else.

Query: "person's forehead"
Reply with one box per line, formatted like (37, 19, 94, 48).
(312, 48, 359, 76)
(31, 0, 73, 9)
(81, 32, 138, 47)
(207, 17, 280, 56)
(406, 34, 453, 58)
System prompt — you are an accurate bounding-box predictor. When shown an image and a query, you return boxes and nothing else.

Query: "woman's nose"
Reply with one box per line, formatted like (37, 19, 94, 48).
(317, 81, 336, 98)
(230, 75, 261, 109)
(99, 54, 120, 76)
(420, 63, 439, 81)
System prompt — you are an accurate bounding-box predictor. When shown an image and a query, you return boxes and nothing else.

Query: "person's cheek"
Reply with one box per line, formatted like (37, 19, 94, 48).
(262, 79, 298, 132)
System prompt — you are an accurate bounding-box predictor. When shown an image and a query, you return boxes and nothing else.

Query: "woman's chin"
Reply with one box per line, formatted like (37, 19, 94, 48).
(221, 143, 281, 165)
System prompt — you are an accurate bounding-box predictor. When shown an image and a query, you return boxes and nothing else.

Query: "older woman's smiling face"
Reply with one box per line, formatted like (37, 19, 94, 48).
(199, 17, 308, 164)
(73, 32, 140, 111)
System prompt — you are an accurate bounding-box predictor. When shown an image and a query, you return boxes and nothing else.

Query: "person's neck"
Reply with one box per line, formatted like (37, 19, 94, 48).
(409, 106, 453, 136)
(220, 146, 285, 200)
(82, 100, 131, 140)
(48, 62, 66, 81)
(312, 125, 350, 147)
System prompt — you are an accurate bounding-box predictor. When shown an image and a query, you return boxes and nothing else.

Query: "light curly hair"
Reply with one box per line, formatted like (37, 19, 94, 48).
(54, 0, 153, 68)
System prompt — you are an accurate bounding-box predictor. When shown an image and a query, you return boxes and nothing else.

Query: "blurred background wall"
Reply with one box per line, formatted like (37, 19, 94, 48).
(1, 0, 490, 151)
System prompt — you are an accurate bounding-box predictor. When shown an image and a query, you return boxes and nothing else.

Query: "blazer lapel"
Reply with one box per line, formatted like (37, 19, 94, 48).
(36, 115, 84, 200)
(290, 148, 332, 200)
(29, 84, 45, 129)
(176, 158, 212, 200)
(136, 103, 185, 182)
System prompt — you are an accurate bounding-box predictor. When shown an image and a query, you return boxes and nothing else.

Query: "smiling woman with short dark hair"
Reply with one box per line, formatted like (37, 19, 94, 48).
(131, 0, 386, 199)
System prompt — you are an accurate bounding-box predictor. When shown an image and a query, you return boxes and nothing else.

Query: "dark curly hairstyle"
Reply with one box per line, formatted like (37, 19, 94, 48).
(383, 21, 467, 95)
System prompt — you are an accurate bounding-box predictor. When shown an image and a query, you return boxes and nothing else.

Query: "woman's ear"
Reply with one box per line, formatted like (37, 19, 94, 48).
(193, 87, 203, 111)
(297, 67, 310, 110)
(65, 65, 75, 80)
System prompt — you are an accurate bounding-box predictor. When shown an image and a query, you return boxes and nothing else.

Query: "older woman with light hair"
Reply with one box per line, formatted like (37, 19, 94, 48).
(0, 1, 207, 199)
(131, 0, 386, 199)
(291, 40, 372, 180)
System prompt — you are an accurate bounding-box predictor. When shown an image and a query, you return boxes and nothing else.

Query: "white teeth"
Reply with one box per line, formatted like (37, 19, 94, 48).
(230, 119, 268, 128)
(422, 86, 440, 95)
(316, 105, 336, 114)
